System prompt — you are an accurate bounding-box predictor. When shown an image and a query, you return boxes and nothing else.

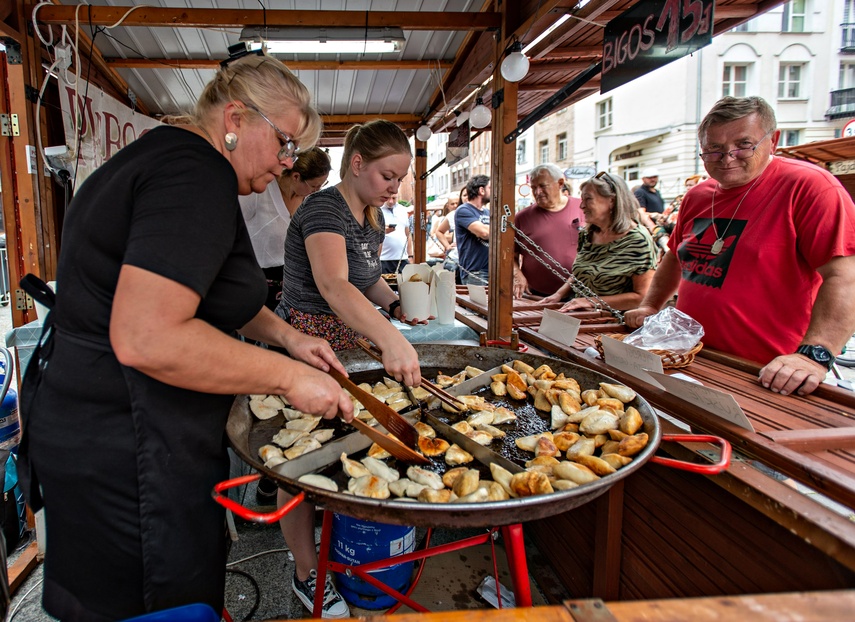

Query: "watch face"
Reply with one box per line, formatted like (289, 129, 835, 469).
(812, 346, 832, 363)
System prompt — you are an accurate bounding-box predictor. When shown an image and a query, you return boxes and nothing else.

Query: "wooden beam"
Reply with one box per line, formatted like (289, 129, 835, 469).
(8, 541, 39, 594)
(592, 480, 624, 599)
(32, 7, 502, 31)
(528, 60, 594, 73)
(759, 428, 855, 452)
(105, 58, 453, 71)
(545, 45, 603, 59)
(528, 0, 623, 60)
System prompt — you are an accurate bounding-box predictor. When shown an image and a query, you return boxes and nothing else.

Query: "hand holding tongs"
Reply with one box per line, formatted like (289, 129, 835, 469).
(356, 339, 468, 411)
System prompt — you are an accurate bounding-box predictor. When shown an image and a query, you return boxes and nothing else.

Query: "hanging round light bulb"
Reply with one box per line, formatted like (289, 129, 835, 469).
(416, 124, 432, 142)
(469, 98, 492, 129)
(501, 41, 530, 83)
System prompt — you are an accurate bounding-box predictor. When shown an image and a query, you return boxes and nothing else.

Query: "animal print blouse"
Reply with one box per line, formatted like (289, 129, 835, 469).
(572, 225, 657, 297)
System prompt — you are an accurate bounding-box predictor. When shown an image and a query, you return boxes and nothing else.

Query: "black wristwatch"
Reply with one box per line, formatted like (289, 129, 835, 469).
(796, 344, 835, 370)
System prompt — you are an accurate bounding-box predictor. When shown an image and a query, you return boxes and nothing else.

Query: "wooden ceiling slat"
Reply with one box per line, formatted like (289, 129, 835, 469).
(105, 58, 453, 71)
(32, 7, 502, 31)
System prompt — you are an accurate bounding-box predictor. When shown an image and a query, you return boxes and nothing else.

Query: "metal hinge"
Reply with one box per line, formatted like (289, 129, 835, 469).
(0, 39, 21, 64)
(0, 114, 20, 137)
(500, 204, 511, 232)
(15, 290, 34, 312)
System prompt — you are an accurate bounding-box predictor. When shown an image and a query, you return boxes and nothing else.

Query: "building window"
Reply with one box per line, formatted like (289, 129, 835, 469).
(722, 64, 749, 97)
(539, 141, 549, 164)
(782, 0, 806, 33)
(557, 133, 568, 161)
(780, 129, 801, 146)
(840, 62, 855, 89)
(778, 63, 804, 99)
(517, 139, 527, 164)
(621, 165, 640, 183)
(597, 99, 613, 130)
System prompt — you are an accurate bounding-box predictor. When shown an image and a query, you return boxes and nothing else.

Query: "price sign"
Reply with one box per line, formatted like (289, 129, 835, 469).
(843, 119, 855, 138)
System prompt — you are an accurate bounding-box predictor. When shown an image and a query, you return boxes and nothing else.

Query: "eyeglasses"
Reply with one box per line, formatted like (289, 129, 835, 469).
(595, 171, 617, 194)
(305, 179, 329, 193)
(698, 129, 774, 163)
(248, 105, 298, 160)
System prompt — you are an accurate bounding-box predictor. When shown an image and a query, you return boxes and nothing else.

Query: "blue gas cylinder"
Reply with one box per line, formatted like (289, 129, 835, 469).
(0, 362, 20, 450)
(330, 514, 416, 609)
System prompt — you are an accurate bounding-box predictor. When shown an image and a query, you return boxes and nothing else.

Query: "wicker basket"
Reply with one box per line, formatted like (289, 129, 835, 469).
(594, 333, 703, 369)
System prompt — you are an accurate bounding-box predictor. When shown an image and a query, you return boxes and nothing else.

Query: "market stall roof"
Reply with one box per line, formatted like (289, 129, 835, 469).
(776, 136, 855, 165)
(30, 0, 786, 145)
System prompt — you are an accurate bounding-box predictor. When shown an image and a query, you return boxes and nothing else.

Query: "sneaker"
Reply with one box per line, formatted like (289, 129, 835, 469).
(292, 569, 350, 619)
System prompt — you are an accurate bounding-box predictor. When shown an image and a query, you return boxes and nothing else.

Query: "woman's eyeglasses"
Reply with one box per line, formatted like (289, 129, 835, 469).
(698, 129, 774, 163)
(595, 171, 617, 194)
(248, 105, 298, 160)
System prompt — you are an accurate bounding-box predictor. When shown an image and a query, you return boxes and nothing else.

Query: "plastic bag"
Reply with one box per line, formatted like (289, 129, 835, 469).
(623, 307, 704, 354)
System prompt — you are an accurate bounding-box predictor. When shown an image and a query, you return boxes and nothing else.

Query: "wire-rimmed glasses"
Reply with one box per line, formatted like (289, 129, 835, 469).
(699, 129, 774, 163)
(248, 105, 299, 160)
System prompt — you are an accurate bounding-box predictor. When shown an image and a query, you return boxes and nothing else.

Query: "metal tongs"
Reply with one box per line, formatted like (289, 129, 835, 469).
(355, 339, 468, 411)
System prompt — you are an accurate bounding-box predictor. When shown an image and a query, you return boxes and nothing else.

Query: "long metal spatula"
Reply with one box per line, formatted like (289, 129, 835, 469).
(328, 368, 420, 448)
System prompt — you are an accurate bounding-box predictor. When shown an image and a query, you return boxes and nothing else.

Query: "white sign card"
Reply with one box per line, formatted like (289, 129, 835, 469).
(599, 335, 665, 389)
(537, 309, 581, 348)
(646, 371, 754, 432)
(467, 285, 487, 307)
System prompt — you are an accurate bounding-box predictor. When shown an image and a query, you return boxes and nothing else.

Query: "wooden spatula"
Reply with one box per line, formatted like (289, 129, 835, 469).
(349, 418, 429, 464)
(328, 368, 420, 448)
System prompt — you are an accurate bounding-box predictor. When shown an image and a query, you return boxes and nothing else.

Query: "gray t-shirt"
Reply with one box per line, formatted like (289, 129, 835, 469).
(277, 186, 385, 316)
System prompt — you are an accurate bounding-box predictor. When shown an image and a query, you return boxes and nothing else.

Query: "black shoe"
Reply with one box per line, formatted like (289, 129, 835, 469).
(255, 476, 278, 505)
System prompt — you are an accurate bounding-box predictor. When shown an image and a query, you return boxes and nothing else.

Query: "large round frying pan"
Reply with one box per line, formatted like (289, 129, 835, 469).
(218, 345, 729, 529)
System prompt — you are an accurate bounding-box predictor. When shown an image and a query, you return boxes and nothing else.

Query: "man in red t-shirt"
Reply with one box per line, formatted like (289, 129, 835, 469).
(626, 96, 855, 397)
(513, 163, 585, 298)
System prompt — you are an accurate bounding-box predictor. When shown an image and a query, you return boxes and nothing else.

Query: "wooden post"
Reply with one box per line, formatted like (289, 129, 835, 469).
(413, 138, 427, 264)
(0, 40, 41, 328)
(487, 5, 521, 343)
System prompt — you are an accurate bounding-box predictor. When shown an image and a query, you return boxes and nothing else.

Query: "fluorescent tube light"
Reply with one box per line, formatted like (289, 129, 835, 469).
(240, 26, 405, 55)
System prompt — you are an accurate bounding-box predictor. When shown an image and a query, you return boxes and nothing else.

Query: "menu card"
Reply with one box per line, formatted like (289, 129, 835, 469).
(599, 334, 665, 389)
(646, 371, 754, 431)
(467, 285, 487, 306)
(537, 309, 581, 348)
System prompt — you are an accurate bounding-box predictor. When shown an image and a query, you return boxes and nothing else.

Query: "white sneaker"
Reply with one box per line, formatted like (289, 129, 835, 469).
(291, 569, 350, 619)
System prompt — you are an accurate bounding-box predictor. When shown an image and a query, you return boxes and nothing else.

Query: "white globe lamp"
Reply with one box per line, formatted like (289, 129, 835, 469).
(469, 98, 492, 129)
(501, 41, 530, 83)
(416, 124, 432, 142)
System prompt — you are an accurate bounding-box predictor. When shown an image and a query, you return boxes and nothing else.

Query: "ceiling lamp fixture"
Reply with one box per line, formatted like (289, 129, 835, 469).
(501, 40, 530, 82)
(416, 124, 432, 142)
(469, 98, 492, 129)
(240, 26, 405, 55)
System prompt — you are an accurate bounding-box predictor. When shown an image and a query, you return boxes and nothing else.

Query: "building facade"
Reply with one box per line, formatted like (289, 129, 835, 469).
(572, 1, 850, 202)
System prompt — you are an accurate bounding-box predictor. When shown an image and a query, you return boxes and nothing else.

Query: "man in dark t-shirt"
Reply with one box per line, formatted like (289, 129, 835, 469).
(634, 168, 664, 213)
(454, 175, 491, 285)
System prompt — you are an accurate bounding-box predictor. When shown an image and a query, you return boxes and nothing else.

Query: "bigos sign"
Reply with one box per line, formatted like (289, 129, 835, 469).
(601, 0, 715, 94)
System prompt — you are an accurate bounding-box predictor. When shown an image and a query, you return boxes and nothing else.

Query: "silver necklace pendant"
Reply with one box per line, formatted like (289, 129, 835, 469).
(711, 238, 724, 255)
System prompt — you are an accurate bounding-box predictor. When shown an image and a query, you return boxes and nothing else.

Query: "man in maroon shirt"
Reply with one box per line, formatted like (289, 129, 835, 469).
(513, 163, 585, 298)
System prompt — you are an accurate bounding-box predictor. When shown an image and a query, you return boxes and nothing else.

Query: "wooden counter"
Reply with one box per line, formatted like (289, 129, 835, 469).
(290, 591, 855, 621)
(454, 297, 855, 600)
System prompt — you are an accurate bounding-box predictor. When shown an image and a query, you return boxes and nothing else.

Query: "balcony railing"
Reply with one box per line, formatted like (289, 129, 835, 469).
(843, 23, 855, 51)
(826, 87, 855, 120)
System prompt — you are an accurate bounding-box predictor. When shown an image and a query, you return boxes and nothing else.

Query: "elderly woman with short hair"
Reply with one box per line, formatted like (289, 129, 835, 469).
(542, 172, 657, 312)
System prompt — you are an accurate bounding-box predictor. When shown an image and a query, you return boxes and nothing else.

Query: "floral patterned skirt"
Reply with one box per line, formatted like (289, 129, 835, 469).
(288, 308, 363, 352)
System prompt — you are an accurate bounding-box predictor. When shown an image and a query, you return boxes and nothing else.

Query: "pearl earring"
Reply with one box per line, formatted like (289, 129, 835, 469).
(225, 132, 238, 151)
